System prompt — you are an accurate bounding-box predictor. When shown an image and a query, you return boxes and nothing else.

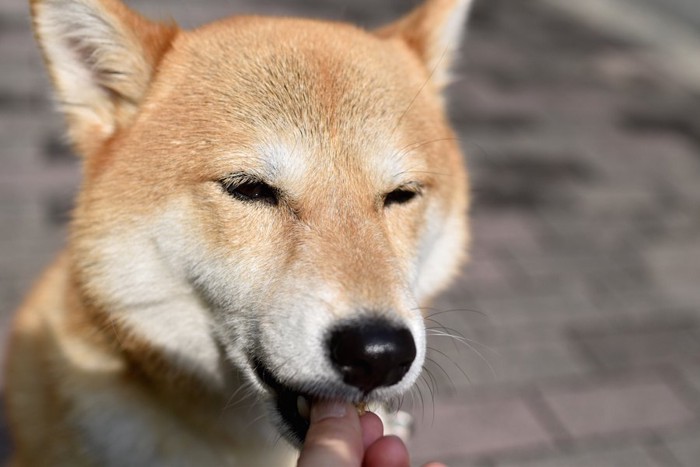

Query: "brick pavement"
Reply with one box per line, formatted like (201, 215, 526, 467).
(1, 0, 699, 465)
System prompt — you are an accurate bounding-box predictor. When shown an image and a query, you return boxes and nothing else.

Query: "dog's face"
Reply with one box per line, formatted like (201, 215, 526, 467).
(32, 0, 471, 445)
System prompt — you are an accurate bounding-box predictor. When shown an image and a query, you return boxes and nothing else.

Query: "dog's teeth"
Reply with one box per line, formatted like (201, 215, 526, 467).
(297, 396, 310, 420)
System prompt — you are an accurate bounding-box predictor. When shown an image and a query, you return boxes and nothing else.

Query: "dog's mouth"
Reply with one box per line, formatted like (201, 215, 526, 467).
(252, 359, 364, 445)
(254, 362, 312, 444)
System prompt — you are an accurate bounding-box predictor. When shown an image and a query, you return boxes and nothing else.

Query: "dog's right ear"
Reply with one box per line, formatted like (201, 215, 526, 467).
(376, 0, 474, 88)
(30, 0, 177, 156)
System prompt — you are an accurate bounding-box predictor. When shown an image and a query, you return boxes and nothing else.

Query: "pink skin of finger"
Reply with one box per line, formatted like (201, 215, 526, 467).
(296, 402, 446, 467)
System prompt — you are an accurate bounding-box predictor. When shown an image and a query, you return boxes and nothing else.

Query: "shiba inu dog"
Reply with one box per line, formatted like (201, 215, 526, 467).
(4, 0, 472, 465)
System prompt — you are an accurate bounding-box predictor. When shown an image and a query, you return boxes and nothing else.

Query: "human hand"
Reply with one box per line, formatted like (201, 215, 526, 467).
(296, 401, 445, 467)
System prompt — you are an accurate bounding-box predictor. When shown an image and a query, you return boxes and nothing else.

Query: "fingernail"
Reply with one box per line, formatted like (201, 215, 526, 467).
(310, 401, 347, 422)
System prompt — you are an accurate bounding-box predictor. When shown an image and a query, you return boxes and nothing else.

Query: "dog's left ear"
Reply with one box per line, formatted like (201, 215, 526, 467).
(376, 0, 475, 87)
(30, 0, 178, 156)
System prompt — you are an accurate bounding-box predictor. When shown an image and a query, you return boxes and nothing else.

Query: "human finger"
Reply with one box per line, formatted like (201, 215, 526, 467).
(362, 435, 410, 467)
(296, 401, 363, 467)
(359, 411, 383, 450)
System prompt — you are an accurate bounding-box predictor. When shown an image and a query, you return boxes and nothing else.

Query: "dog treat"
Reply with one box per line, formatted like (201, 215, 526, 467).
(297, 396, 310, 420)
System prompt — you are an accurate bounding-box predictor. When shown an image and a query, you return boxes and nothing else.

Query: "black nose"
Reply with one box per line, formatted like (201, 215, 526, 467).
(328, 319, 417, 393)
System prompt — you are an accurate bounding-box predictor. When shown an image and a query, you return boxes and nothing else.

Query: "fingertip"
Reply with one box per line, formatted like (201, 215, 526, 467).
(359, 412, 383, 449)
(297, 402, 363, 467)
(363, 435, 410, 467)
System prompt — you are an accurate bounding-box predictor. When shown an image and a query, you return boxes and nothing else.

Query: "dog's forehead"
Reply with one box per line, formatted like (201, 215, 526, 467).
(142, 16, 440, 186)
(177, 18, 422, 127)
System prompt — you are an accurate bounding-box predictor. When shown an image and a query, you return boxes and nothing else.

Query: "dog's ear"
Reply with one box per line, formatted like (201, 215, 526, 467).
(376, 0, 474, 87)
(30, 0, 177, 156)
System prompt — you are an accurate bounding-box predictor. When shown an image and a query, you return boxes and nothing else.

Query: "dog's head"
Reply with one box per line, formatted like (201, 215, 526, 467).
(31, 0, 471, 445)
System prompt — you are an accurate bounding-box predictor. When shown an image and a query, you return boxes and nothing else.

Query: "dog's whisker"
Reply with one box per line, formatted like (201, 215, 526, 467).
(423, 366, 438, 398)
(422, 367, 438, 416)
(427, 347, 471, 386)
(415, 376, 427, 424)
(422, 369, 438, 428)
(391, 395, 402, 414)
(389, 137, 462, 167)
(246, 398, 264, 417)
(395, 168, 456, 178)
(426, 330, 491, 357)
(222, 383, 259, 413)
(271, 433, 283, 450)
(423, 316, 467, 335)
(406, 385, 417, 415)
(424, 355, 457, 392)
(427, 329, 496, 358)
(390, 44, 449, 140)
(225, 380, 256, 404)
(241, 411, 271, 432)
(426, 329, 496, 353)
(460, 138, 500, 161)
(423, 316, 466, 355)
(427, 332, 497, 378)
(423, 319, 492, 348)
(105, 316, 125, 346)
(417, 306, 490, 319)
(221, 385, 248, 413)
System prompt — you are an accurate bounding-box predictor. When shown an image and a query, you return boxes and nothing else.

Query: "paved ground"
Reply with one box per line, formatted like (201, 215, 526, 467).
(1, 0, 700, 465)
(638, 0, 700, 30)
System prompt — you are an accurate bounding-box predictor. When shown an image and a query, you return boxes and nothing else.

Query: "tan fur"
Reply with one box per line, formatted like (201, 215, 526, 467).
(5, 1, 472, 465)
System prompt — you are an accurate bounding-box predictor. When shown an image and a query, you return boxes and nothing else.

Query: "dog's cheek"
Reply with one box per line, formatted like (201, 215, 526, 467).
(176, 193, 297, 340)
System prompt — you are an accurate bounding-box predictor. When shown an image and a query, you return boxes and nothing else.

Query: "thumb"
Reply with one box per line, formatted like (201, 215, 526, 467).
(296, 401, 363, 467)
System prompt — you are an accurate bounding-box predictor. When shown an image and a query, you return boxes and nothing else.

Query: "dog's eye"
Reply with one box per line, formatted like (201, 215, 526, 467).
(384, 188, 419, 207)
(222, 179, 278, 205)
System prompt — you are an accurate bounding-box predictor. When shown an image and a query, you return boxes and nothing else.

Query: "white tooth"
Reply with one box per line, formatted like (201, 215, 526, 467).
(297, 396, 310, 420)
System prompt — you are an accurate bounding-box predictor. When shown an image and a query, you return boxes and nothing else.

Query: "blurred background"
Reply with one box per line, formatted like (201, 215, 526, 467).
(1, 0, 699, 465)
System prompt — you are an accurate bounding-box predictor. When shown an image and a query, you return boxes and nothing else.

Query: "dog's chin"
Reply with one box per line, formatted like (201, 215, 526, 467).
(252, 359, 365, 447)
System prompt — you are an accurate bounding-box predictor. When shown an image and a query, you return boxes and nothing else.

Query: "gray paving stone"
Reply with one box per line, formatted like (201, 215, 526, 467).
(0, 193, 68, 319)
(680, 364, 700, 397)
(663, 428, 700, 467)
(473, 292, 600, 328)
(459, 257, 516, 294)
(569, 316, 700, 369)
(469, 211, 544, 256)
(0, 306, 15, 387)
(0, 29, 41, 67)
(486, 341, 589, 387)
(0, 115, 69, 172)
(584, 289, 673, 318)
(0, 0, 30, 15)
(644, 241, 700, 309)
(496, 444, 662, 467)
(409, 395, 555, 463)
(425, 333, 589, 391)
(510, 253, 651, 300)
(542, 375, 699, 439)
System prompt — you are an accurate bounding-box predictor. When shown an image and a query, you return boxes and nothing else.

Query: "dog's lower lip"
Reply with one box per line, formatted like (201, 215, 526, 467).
(252, 358, 312, 444)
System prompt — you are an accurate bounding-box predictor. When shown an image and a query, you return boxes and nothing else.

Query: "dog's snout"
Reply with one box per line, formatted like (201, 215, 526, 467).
(328, 319, 416, 393)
